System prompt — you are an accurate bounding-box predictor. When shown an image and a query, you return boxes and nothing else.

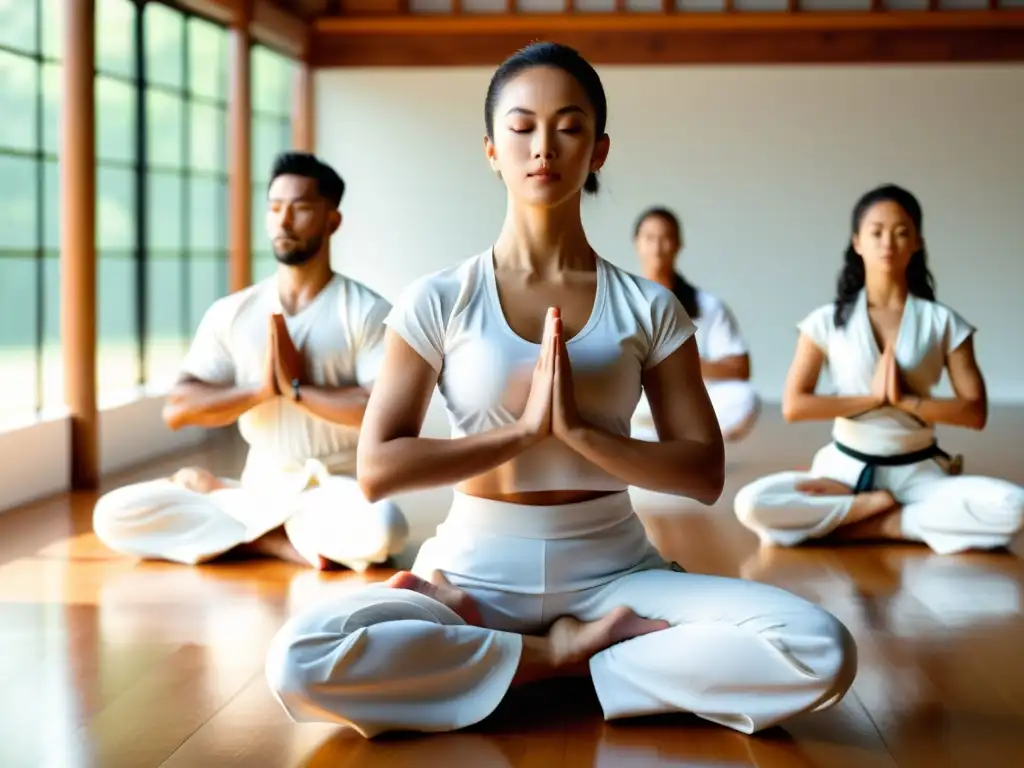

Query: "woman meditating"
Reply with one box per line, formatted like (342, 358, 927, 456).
(734, 184, 1024, 554)
(264, 42, 856, 739)
(630, 206, 760, 443)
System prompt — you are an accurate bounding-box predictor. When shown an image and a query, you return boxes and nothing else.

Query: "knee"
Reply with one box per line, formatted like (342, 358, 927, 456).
(372, 499, 409, 555)
(1004, 487, 1024, 534)
(92, 484, 152, 545)
(266, 617, 343, 724)
(815, 611, 858, 703)
(733, 478, 774, 531)
(768, 603, 857, 712)
(733, 473, 806, 534)
(732, 482, 762, 530)
(265, 594, 372, 719)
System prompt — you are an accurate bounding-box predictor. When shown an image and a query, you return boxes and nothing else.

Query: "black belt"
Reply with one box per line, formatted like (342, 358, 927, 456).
(834, 441, 951, 493)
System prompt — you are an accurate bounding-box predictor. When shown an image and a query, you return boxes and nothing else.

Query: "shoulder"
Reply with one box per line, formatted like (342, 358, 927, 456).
(198, 278, 271, 331)
(333, 273, 392, 321)
(335, 272, 388, 306)
(917, 296, 971, 326)
(795, 301, 838, 349)
(694, 289, 731, 320)
(383, 252, 488, 371)
(600, 258, 679, 312)
(912, 296, 976, 350)
(799, 301, 836, 328)
(391, 251, 486, 317)
(599, 258, 696, 342)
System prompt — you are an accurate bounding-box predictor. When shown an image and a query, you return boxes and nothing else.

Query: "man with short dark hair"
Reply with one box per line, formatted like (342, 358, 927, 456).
(93, 152, 408, 571)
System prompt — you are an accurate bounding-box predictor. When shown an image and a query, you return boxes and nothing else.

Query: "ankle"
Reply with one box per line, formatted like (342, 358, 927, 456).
(512, 636, 564, 687)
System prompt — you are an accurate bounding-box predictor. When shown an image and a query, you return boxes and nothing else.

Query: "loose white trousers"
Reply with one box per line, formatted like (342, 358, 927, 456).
(266, 491, 857, 738)
(734, 419, 1024, 554)
(93, 460, 408, 571)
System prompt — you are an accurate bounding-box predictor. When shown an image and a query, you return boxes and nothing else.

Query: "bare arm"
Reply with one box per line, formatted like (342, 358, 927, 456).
(291, 385, 370, 428)
(896, 336, 987, 430)
(162, 376, 272, 431)
(700, 353, 750, 381)
(356, 329, 544, 502)
(558, 337, 725, 504)
(781, 334, 882, 422)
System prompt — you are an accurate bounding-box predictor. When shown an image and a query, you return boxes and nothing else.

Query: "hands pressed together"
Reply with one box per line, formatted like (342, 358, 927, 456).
(260, 314, 305, 401)
(518, 307, 586, 445)
(870, 342, 908, 409)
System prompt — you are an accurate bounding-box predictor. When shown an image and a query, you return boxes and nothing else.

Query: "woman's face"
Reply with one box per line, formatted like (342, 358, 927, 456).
(485, 65, 609, 207)
(852, 200, 920, 277)
(634, 215, 680, 277)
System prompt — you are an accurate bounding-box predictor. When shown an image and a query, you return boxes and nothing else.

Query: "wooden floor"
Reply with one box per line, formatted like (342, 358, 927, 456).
(3, 408, 1024, 767)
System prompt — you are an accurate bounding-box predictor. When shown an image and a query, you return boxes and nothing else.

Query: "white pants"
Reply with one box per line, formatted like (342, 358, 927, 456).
(93, 471, 409, 571)
(734, 442, 1024, 555)
(265, 491, 857, 738)
(632, 380, 760, 442)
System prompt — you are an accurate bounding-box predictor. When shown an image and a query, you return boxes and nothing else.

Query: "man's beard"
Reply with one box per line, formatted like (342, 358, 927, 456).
(273, 233, 323, 267)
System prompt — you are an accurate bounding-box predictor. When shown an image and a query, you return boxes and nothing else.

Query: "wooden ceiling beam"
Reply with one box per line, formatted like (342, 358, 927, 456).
(310, 10, 1024, 67)
(172, 0, 310, 59)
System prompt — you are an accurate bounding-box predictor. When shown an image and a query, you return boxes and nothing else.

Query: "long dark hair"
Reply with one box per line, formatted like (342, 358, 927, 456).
(634, 206, 701, 319)
(833, 183, 937, 329)
(485, 42, 607, 195)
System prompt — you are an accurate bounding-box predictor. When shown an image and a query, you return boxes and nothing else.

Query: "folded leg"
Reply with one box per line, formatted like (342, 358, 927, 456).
(264, 584, 522, 738)
(733, 470, 859, 546)
(574, 568, 858, 734)
(898, 472, 1024, 554)
(733, 443, 903, 546)
(92, 477, 251, 564)
(706, 380, 760, 441)
(284, 476, 410, 571)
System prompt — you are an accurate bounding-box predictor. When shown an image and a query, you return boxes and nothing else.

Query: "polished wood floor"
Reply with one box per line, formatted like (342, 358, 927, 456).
(2, 408, 1024, 767)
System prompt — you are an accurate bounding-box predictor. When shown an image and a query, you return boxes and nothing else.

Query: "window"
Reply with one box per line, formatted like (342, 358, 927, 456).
(250, 44, 295, 283)
(95, 0, 141, 405)
(143, 4, 229, 391)
(95, 0, 229, 405)
(0, 0, 63, 428)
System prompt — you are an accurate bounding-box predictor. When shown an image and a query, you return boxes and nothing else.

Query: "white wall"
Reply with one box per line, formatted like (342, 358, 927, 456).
(0, 397, 206, 513)
(315, 64, 1024, 404)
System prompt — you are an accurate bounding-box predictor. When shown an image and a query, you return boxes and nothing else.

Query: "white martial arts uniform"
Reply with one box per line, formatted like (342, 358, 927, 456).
(92, 273, 409, 571)
(632, 288, 759, 441)
(264, 249, 857, 737)
(734, 290, 1024, 555)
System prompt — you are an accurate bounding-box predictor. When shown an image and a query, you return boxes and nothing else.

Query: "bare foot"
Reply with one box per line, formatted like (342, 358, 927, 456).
(385, 570, 484, 626)
(546, 607, 670, 673)
(170, 467, 225, 494)
(239, 527, 322, 569)
(795, 478, 853, 496)
(831, 508, 905, 542)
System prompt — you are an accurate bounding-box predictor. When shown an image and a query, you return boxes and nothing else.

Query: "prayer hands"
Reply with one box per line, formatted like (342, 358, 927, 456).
(871, 343, 905, 407)
(516, 307, 583, 443)
(870, 346, 889, 405)
(518, 307, 556, 440)
(261, 316, 280, 399)
(271, 313, 305, 398)
(885, 344, 902, 406)
(550, 307, 582, 439)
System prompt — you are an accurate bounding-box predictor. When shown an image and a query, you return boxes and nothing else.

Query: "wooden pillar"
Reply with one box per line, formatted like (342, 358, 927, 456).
(292, 59, 315, 152)
(228, 11, 252, 294)
(61, 0, 99, 489)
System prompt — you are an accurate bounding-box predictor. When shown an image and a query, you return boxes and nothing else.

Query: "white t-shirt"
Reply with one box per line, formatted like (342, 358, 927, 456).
(179, 272, 391, 476)
(692, 289, 748, 362)
(797, 289, 975, 432)
(384, 249, 697, 493)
